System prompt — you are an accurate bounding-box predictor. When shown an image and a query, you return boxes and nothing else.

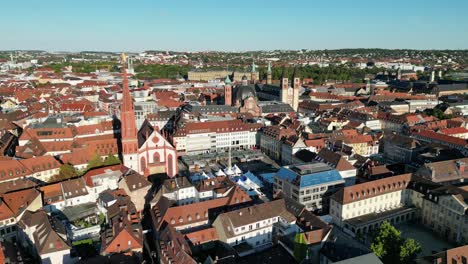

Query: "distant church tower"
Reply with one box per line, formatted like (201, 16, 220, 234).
(224, 75, 232, 106)
(280, 67, 289, 104)
(120, 53, 139, 171)
(291, 67, 300, 111)
(250, 60, 258, 84)
(266, 62, 272, 85)
(279, 66, 300, 111)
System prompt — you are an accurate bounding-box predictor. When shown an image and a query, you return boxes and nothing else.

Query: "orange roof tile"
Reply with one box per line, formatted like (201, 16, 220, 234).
(1, 188, 40, 216)
(185, 227, 218, 245)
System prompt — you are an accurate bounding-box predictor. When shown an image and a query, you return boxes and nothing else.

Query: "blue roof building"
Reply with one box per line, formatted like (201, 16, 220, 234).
(273, 162, 345, 212)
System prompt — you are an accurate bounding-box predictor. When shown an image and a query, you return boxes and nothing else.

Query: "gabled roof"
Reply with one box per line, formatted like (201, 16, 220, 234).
(19, 210, 71, 255)
(40, 183, 64, 205)
(316, 148, 355, 171)
(159, 224, 196, 264)
(61, 178, 88, 199)
(1, 188, 41, 217)
(0, 178, 37, 194)
(331, 174, 412, 205)
(0, 198, 14, 221)
(101, 218, 143, 255)
(185, 227, 218, 245)
(121, 170, 151, 192)
(158, 186, 251, 230)
(33, 211, 70, 255)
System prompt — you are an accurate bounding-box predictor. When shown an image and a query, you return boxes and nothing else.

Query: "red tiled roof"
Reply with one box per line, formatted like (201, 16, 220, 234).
(331, 174, 412, 205)
(185, 227, 218, 245)
(0, 198, 15, 221)
(0, 160, 30, 181)
(19, 156, 61, 173)
(1, 188, 40, 216)
(21, 127, 75, 141)
(414, 130, 468, 147)
(175, 119, 261, 137)
(440, 127, 468, 135)
(40, 183, 64, 205)
(160, 187, 251, 229)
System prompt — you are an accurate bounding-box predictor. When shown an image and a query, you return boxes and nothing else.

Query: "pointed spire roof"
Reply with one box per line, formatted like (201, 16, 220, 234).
(224, 75, 232, 84)
(280, 66, 286, 79)
(251, 60, 257, 73)
(291, 66, 298, 80)
(267, 61, 272, 73)
(121, 56, 133, 113)
(120, 53, 137, 139)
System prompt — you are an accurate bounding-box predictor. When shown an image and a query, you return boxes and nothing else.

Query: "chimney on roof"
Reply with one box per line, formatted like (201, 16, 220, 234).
(248, 207, 252, 214)
(171, 180, 176, 189)
(239, 211, 242, 216)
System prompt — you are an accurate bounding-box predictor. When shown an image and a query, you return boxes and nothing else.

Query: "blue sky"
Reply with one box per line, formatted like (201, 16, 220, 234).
(1, 0, 467, 51)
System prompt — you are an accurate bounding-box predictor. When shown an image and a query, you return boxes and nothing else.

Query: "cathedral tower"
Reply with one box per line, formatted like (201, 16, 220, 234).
(280, 67, 289, 104)
(291, 66, 300, 111)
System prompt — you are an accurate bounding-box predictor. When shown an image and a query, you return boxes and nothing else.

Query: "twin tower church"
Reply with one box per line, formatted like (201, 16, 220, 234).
(119, 54, 178, 178)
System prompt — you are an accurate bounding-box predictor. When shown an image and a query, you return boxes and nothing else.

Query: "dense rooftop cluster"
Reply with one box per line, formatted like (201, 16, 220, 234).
(0, 52, 467, 264)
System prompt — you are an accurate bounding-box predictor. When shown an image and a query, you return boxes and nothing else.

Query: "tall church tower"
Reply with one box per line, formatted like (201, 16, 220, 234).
(280, 67, 289, 104)
(224, 75, 232, 106)
(266, 62, 272, 85)
(291, 66, 300, 111)
(250, 60, 258, 84)
(120, 53, 139, 170)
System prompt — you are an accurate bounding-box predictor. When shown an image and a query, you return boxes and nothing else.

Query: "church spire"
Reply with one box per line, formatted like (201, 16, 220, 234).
(266, 61, 272, 85)
(291, 65, 297, 80)
(120, 53, 137, 140)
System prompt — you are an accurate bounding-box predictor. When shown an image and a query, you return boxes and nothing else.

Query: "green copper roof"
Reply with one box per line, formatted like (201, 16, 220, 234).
(251, 61, 257, 72)
(225, 75, 232, 84)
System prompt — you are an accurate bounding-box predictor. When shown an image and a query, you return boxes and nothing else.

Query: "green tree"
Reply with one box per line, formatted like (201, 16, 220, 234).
(87, 154, 104, 170)
(50, 163, 78, 182)
(400, 239, 422, 264)
(103, 154, 121, 166)
(423, 108, 453, 120)
(371, 221, 422, 264)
